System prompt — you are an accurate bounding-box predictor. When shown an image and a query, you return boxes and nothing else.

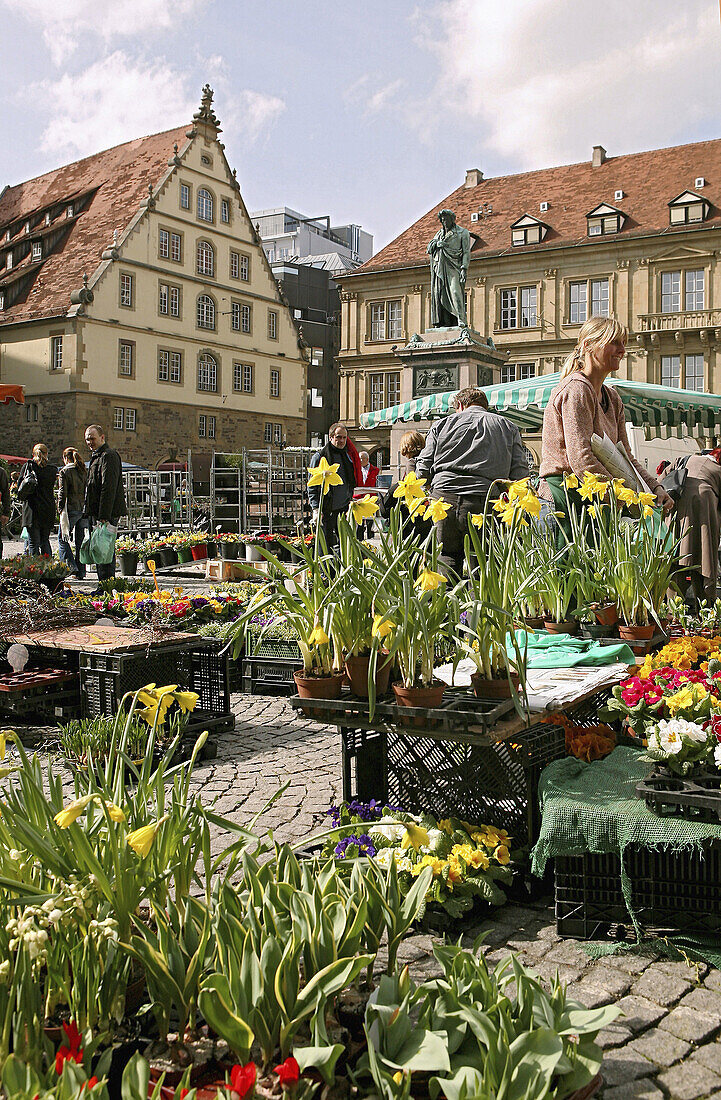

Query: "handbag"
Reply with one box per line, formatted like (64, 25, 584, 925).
(660, 456, 690, 502)
(16, 465, 38, 502)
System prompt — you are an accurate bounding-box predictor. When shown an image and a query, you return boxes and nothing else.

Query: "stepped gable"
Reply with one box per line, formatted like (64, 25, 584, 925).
(353, 137, 721, 275)
(0, 126, 188, 323)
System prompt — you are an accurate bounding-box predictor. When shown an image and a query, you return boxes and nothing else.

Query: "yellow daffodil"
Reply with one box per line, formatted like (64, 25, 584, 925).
(492, 497, 508, 513)
(642, 505, 654, 518)
(54, 795, 95, 829)
(400, 822, 430, 851)
(372, 614, 394, 639)
(425, 498, 451, 523)
(495, 844, 511, 865)
(416, 568, 446, 593)
(407, 496, 428, 520)
(351, 494, 379, 524)
(578, 473, 608, 501)
(0, 730, 16, 762)
(308, 624, 330, 647)
(563, 473, 579, 490)
(470, 512, 484, 528)
(393, 1072, 404, 1086)
(637, 491, 656, 508)
(138, 684, 180, 728)
(173, 689, 199, 714)
(615, 485, 639, 507)
(106, 803, 126, 823)
(514, 492, 541, 518)
(498, 503, 523, 527)
(127, 816, 167, 858)
(507, 479, 530, 501)
(393, 471, 427, 503)
(307, 456, 343, 496)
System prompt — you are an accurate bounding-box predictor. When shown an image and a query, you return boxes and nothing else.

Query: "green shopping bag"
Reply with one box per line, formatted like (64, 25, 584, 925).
(79, 524, 116, 565)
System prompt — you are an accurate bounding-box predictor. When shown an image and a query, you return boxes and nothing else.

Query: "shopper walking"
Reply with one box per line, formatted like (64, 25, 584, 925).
(416, 387, 529, 575)
(83, 424, 126, 585)
(20, 444, 58, 557)
(308, 422, 356, 553)
(58, 448, 88, 578)
(0, 464, 10, 559)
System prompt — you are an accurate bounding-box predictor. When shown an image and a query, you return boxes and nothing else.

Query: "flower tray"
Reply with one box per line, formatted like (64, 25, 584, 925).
(555, 843, 721, 940)
(0, 668, 77, 692)
(635, 768, 721, 823)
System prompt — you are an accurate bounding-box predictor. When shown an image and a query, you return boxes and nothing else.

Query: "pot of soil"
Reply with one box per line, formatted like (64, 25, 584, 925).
(176, 546, 193, 563)
(205, 540, 217, 560)
(344, 651, 392, 698)
(118, 551, 139, 577)
(523, 616, 545, 631)
(582, 621, 613, 640)
(392, 680, 446, 709)
(275, 541, 292, 562)
(471, 671, 521, 699)
(245, 543, 263, 562)
(618, 622, 655, 642)
(164, 548, 179, 566)
(220, 541, 239, 560)
(543, 618, 579, 635)
(190, 542, 208, 561)
(593, 602, 618, 627)
(153, 547, 173, 568)
(293, 669, 345, 700)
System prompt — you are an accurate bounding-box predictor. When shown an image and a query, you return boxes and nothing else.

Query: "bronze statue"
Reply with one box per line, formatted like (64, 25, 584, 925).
(426, 209, 471, 328)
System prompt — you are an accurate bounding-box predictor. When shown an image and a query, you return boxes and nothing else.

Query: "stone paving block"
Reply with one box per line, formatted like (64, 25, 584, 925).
(531, 961, 588, 986)
(563, 982, 616, 1009)
(690, 1044, 721, 1076)
(627, 1027, 691, 1067)
(597, 953, 657, 976)
(630, 968, 695, 1008)
(656, 959, 708, 982)
(658, 1006, 720, 1044)
(581, 964, 633, 999)
(596, 1024, 635, 1050)
(600, 1049, 656, 1088)
(679, 988, 721, 1023)
(706, 971, 721, 994)
(602, 1078, 665, 1100)
(657, 1060, 721, 1100)
(545, 940, 593, 966)
(615, 996, 668, 1034)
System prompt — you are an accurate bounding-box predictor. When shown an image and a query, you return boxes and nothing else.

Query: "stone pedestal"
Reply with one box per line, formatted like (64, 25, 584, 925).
(397, 327, 508, 403)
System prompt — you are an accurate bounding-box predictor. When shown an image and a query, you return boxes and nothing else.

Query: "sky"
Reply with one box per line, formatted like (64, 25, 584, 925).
(1, 0, 719, 252)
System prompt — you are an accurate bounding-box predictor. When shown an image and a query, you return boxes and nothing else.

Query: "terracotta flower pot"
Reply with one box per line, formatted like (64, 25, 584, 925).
(471, 671, 520, 699)
(543, 618, 579, 635)
(618, 622, 655, 642)
(392, 680, 446, 709)
(344, 651, 392, 698)
(523, 616, 545, 631)
(190, 543, 208, 561)
(293, 669, 345, 700)
(593, 602, 618, 627)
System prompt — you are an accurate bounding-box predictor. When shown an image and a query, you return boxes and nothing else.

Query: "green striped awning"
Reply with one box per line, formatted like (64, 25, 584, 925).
(359, 374, 721, 440)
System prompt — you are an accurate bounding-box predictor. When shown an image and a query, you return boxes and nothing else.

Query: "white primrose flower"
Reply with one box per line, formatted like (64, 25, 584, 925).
(394, 855, 413, 872)
(372, 847, 393, 869)
(652, 720, 684, 755)
(714, 742, 721, 768)
(426, 828, 444, 853)
(371, 822, 406, 844)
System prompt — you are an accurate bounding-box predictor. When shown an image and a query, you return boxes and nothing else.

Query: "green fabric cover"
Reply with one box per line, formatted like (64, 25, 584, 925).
(509, 629, 635, 668)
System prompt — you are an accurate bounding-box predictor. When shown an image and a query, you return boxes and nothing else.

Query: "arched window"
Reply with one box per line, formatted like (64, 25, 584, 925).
(197, 188, 214, 222)
(197, 352, 218, 392)
(196, 240, 215, 277)
(197, 294, 215, 329)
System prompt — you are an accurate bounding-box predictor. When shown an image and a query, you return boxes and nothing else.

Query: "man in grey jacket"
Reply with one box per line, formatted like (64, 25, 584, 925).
(415, 387, 529, 575)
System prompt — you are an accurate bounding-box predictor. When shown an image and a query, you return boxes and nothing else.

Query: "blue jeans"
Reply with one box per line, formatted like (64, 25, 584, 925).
(27, 526, 52, 557)
(58, 511, 87, 578)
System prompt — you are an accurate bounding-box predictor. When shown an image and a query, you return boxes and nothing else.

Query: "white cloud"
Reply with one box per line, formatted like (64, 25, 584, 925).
(366, 79, 404, 113)
(419, 0, 720, 169)
(228, 90, 286, 144)
(1, 0, 207, 63)
(344, 72, 404, 115)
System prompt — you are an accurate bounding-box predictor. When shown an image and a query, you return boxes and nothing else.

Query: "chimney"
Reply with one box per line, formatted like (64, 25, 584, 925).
(592, 145, 607, 168)
(464, 168, 483, 188)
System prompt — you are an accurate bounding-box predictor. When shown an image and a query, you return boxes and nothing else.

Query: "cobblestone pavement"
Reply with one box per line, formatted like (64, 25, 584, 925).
(13, 694, 721, 1099)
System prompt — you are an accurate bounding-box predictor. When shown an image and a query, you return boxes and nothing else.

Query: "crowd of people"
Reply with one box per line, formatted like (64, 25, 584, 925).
(0, 423, 126, 590)
(308, 316, 721, 604)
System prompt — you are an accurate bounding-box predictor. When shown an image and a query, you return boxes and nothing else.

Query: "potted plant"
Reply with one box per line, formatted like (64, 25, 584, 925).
(243, 533, 264, 562)
(189, 532, 208, 561)
(115, 537, 141, 576)
(216, 532, 240, 560)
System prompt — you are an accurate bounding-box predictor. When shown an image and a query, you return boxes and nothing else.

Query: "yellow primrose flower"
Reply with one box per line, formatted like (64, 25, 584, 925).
(307, 456, 343, 496)
(469, 849, 490, 870)
(127, 816, 167, 858)
(308, 624, 330, 647)
(351, 494, 379, 524)
(54, 795, 95, 829)
(0, 730, 16, 761)
(425, 498, 451, 523)
(400, 822, 430, 851)
(416, 568, 446, 593)
(393, 471, 427, 503)
(495, 844, 511, 865)
(411, 855, 444, 877)
(563, 473, 579, 490)
(106, 803, 126, 823)
(470, 512, 484, 528)
(372, 614, 394, 640)
(446, 859, 463, 884)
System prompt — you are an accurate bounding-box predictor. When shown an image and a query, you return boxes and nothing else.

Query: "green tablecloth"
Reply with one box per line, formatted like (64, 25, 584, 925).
(510, 629, 635, 668)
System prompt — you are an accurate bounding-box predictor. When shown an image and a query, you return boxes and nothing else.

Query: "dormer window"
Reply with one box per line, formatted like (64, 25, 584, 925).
(3, 231, 9, 244)
(32, 241, 42, 261)
(6, 252, 12, 271)
(24, 222, 30, 235)
(511, 214, 548, 246)
(586, 203, 625, 236)
(45, 212, 51, 226)
(669, 190, 708, 226)
(67, 204, 74, 218)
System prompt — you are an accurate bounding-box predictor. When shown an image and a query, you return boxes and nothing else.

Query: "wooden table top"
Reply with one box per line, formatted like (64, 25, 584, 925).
(9, 625, 200, 653)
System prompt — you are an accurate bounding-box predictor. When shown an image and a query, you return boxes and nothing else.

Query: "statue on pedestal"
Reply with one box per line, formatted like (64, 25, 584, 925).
(426, 209, 471, 328)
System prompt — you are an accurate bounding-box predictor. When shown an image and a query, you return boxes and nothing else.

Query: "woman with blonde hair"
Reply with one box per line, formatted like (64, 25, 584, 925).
(398, 430, 426, 474)
(539, 315, 673, 515)
(20, 443, 58, 557)
(58, 447, 88, 578)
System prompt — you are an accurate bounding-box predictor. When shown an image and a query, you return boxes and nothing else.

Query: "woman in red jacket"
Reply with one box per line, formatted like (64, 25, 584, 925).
(356, 449, 379, 538)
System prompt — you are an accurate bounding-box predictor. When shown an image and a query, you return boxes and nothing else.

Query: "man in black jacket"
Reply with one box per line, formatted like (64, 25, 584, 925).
(83, 424, 126, 584)
(307, 423, 355, 553)
(0, 464, 10, 559)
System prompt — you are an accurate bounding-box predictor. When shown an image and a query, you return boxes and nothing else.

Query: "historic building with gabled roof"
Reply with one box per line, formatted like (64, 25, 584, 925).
(0, 87, 308, 466)
(335, 138, 721, 467)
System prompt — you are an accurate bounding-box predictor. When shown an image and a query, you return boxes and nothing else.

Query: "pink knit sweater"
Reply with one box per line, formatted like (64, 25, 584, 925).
(539, 373, 658, 492)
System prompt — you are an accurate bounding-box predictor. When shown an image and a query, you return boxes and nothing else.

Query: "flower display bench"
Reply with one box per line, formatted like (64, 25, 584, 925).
(0, 667, 81, 722)
(205, 558, 265, 583)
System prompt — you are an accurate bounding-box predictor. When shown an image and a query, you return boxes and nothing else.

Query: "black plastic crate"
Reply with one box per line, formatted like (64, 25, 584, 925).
(80, 640, 230, 719)
(342, 719, 566, 847)
(248, 636, 302, 660)
(0, 681, 81, 722)
(555, 845, 721, 940)
(241, 656, 298, 695)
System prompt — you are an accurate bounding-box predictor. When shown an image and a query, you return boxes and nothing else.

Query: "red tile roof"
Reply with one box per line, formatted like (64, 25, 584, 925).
(348, 138, 721, 277)
(0, 126, 188, 324)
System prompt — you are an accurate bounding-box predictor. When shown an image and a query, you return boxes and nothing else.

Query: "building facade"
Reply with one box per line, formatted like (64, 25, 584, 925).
(336, 141, 721, 467)
(250, 207, 373, 267)
(0, 88, 307, 467)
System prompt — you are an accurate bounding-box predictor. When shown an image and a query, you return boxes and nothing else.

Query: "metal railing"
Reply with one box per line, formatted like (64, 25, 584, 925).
(638, 309, 721, 332)
(119, 453, 193, 535)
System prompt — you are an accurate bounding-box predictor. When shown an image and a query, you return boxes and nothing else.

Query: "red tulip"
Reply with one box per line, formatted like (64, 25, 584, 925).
(230, 1062, 256, 1099)
(273, 1057, 300, 1087)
